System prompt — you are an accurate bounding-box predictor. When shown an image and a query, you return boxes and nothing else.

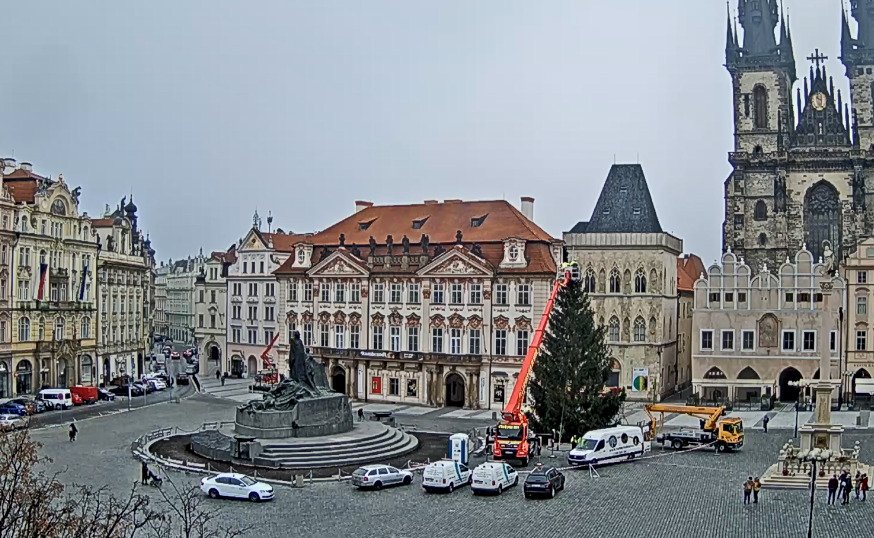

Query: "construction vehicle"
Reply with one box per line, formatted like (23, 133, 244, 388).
(493, 262, 581, 466)
(256, 332, 281, 386)
(644, 404, 744, 453)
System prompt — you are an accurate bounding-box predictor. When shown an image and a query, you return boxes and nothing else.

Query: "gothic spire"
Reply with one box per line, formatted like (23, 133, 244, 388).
(738, 0, 779, 56)
(842, 6, 854, 59)
(725, 2, 738, 65)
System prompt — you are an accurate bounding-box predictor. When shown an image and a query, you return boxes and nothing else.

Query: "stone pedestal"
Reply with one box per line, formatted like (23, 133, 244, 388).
(234, 392, 354, 439)
(798, 382, 844, 452)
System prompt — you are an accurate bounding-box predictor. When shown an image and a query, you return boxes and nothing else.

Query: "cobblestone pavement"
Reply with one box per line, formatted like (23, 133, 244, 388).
(31, 396, 874, 538)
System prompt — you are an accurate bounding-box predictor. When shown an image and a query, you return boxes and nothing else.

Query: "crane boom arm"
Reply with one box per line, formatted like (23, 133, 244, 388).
(501, 270, 571, 422)
(644, 404, 726, 430)
(260, 332, 281, 368)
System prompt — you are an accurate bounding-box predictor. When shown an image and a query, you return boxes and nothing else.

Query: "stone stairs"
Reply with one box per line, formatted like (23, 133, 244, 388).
(252, 424, 419, 469)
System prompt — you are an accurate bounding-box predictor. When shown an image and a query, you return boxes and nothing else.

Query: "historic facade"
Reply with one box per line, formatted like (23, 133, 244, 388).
(692, 248, 843, 403)
(154, 265, 168, 340)
(564, 164, 695, 401)
(841, 236, 874, 399)
(723, 1, 874, 269)
(194, 247, 234, 376)
(92, 198, 155, 384)
(160, 254, 207, 345)
(273, 197, 560, 410)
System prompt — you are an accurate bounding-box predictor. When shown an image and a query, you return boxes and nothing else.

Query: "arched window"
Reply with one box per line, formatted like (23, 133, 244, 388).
(80, 317, 90, 339)
(584, 269, 596, 293)
(37, 318, 45, 341)
(609, 269, 621, 294)
(607, 317, 620, 342)
(634, 269, 647, 293)
(633, 317, 646, 342)
(753, 85, 768, 129)
(758, 233, 768, 247)
(18, 317, 30, 341)
(54, 318, 65, 341)
(754, 200, 768, 221)
(39, 250, 46, 265)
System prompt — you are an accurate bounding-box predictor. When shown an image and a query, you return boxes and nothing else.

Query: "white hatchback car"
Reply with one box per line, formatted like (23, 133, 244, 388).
(350, 465, 414, 489)
(0, 414, 25, 431)
(200, 473, 274, 502)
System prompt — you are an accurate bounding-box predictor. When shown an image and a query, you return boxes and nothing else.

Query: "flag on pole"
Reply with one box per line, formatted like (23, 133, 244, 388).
(78, 265, 88, 301)
(35, 262, 48, 301)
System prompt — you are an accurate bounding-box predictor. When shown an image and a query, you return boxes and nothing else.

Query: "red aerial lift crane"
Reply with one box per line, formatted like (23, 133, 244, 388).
(493, 262, 580, 465)
(257, 332, 281, 385)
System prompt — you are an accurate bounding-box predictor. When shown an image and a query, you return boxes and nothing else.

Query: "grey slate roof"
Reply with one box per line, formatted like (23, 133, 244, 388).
(573, 164, 663, 234)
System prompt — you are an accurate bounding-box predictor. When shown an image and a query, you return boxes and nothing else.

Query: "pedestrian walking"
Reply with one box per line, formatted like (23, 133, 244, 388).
(753, 477, 762, 503)
(221, 372, 226, 386)
(357, 408, 364, 422)
(855, 471, 862, 500)
(838, 471, 847, 501)
(861, 474, 869, 501)
(68, 422, 78, 442)
(843, 474, 853, 505)
(828, 475, 839, 505)
(215, 370, 220, 381)
(141, 461, 149, 485)
(743, 477, 753, 504)
(762, 415, 769, 433)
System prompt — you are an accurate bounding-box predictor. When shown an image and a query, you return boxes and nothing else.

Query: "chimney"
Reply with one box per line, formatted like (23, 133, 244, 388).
(19, 162, 32, 172)
(423, 200, 438, 205)
(521, 196, 534, 220)
(443, 199, 462, 204)
(355, 200, 373, 213)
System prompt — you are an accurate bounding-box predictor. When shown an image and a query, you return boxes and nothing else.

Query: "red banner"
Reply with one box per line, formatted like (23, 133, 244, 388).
(370, 376, 382, 394)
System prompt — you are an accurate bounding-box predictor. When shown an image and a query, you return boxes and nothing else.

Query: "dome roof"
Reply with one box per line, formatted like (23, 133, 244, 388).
(125, 196, 137, 213)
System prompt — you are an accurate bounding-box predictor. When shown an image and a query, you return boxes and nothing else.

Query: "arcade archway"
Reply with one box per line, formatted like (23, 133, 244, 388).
(331, 366, 346, 395)
(779, 367, 803, 402)
(445, 373, 465, 407)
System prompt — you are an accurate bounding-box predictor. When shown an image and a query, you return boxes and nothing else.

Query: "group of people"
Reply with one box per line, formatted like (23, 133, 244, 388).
(742, 477, 762, 504)
(827, 471, 869, 505)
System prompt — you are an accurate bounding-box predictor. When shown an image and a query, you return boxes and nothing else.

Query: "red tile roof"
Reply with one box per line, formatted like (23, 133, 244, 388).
(90, 218, 115, 227)
(677, 254, 706, 292)
(263, 232, 313, 253)
(3, 168, 48, 204)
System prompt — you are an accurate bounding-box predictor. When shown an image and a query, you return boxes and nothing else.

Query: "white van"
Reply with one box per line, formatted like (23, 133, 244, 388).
(422, 460, 471, 493)
(471, 462, 518, 495)
(38, 388, 73, 410)
(567, 425, 650, 466)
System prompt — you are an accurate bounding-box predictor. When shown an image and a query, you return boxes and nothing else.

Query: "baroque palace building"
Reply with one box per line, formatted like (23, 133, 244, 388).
(194, 247, 235, 376)
(723, 0, 874, 269)
(272, 197, 560, 410)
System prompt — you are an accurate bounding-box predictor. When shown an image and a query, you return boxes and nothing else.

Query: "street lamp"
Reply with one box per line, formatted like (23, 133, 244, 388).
(801, 448, 832, 538)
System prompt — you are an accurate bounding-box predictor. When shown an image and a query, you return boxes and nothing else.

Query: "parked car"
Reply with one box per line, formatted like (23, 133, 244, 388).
(97, 387, 116, 401)
(471, 462, 518, 495)
(133, 382, 153, 394)
(108, 384, 144, 397)
(351, 465, 414, 490)
(0, 414, 25, 431)
(71, 386, 99, 404)
(422, 460, 472, 493)
(37, 388, 73, 410)
(199, 473, 274, 502)
(523, 467, 565, 499)
(8, 398, 39, 415)
(142, 378, 167, 391)
(0, 402, 28, 417)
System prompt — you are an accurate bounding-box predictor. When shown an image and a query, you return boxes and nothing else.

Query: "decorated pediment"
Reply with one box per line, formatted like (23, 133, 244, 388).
(333, 310, 346, 324)
(417, 247, 492, 278)
(308, 250, 369, 277)
(388, 310, 403, 325)
(467, 315, 482, 329)
(430, 314, 445, 327)
(448, 313, 465, 328)
(349, 312, 362, 325)
(239, 228, 269, 252)
(514, 316, 531, 331)
(494, 315, 510, 330)
(318, 311, 331, 323)
(406, 313, 421, 327)
(371, 312, 385, 326)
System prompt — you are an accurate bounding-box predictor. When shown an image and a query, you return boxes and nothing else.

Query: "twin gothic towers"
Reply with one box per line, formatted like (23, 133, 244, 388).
(723, 0, 874, 269)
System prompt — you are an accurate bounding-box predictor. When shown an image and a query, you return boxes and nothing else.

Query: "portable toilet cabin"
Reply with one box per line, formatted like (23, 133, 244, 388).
(448, 433, 470, 465)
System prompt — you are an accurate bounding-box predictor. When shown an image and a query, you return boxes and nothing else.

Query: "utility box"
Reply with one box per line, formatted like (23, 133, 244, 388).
(448, 433, 470, 466)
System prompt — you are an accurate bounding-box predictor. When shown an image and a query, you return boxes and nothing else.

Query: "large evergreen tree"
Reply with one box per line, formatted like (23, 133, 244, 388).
(529, 277, 624, 440)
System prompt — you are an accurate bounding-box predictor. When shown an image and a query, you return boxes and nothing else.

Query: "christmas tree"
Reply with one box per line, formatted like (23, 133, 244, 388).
(529, 277, 624, 441)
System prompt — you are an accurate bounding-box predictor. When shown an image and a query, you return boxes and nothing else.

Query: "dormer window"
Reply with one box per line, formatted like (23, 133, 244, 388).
(358, 218, 376, 231)
(412, 216, 429, 229)
(619, 186, 628, 195)
(508, 244, 519, 262)
(633, 207, 641, 215)
(470, 215, 487, 228)
(297, 249, 305, 264)
(602, 209, 610, 215)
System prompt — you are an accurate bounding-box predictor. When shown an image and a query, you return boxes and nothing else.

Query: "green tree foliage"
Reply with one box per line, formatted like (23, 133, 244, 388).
(529, 277, 625, 440)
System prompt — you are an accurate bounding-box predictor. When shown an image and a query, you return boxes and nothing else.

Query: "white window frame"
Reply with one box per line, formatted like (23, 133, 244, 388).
(449, 328, 462, 354)
(781, 330, 796, 352)
(469, 328, 481, 355)
(407, 283, 420, 304)
(801, 330, 816, 352)
(407, 326, 419, 352)
(720, 329, 734, 351)
(830, 330, 837, 353)
(350, 325, 360, 348)
(334, 325, 345, 348)
(432, 327, 444, 353)
(858, 296, 868, 316)
(700, 329, 714, 351)
(389, 325, 401, 351)
(450, 283, 463, 305)
(741, 330, 755, 351)
(857, 329, 867, 351)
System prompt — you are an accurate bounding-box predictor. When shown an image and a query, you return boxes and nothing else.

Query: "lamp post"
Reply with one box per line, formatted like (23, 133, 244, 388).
(801, 448, 832, 538)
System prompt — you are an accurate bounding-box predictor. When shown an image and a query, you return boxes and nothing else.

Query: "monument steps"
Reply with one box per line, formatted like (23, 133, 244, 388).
(258, 429, 411, 461)
(257, 426, 389, 451)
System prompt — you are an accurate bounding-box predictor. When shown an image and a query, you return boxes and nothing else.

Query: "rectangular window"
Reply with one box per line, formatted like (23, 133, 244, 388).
(210, 314, 216, 329)
(724, 292, 733, 302)
(335, 282, 346, 303)
(242, 262, 247, 274)
(857, 329, 868, 351)
(469, 284, 482, 304)
(265, 283, 274, 296)
(517, 284, 531, 305)
(721, 330, 734, 351)
(390, 283, 402, 303)
(431, 283, 444, 304)
(742, 330, 755, 351)
(304, 282, 313, 302)
(260, 261, 265, 274)
(407, 326, 419, 351)
(288, 281, 298, 302)
(449, 328, 462, 354)
(248, 282, 258, 296)
(516, 330, 529, 356)
(798, 292, 811, 303)
(232, 305, 241, 319)
(373, 283, 385, 303)
(335, 325, 345, 348)
(264, 329, 274, 345)
(708, 292, 719, 303)
(408, 283, 420, 304)
(372, 325, 384, 350)
(782, 331, 795, 351)
(302, 323, 313, 346)
(231, 327, 241, 343)
(247, 328, 257, 345)
(320, 283, 331, 303)
(859, 271, 868, 284)
(350, 325, 360, 349)
(495, 329, 507, 355)
(233, 283, 242, 296)
(210, 290, 216, 303)
(469, 329, 481, 355)
(248, 305, 257, 321)
(700, 330, 713, 351)
(198, 314, 204, 328)
(350, 282, 361, 303)
(858, 296, 868, 315)
(389, 378, 399, 396)
(199, 290, 205, 303)
(495, 284, 508, 305)
(738, 292, 747, 303)
(390, 326, 401, 351)
(320, 324, 329, 347)
(432, 327, 444, 353)
(264, 306, 275, 321)
(830, 330, 837, 352)
(785, 292, 794, 303)
(450, 284, 463, 305)
(802, 330, 816, 351)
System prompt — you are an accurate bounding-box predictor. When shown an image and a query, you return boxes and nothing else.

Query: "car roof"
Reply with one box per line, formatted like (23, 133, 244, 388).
(358, 464, 389, 470)
(215, 472, 247, 479)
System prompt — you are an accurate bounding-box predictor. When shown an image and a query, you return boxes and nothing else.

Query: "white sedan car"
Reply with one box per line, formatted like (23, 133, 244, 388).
(200, 473, 274, 502)
(0, 414, 25, 431)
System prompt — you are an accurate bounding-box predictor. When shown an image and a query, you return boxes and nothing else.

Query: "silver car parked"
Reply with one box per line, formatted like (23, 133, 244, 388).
(351, 465, 413, 490)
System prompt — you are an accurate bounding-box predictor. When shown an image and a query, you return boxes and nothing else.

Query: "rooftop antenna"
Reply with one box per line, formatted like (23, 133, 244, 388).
(636, 152, 639, 164)
(613, 153, 616, 164)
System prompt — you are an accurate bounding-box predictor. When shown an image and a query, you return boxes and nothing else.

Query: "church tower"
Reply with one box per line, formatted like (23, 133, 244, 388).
(842, 2, 874, 150)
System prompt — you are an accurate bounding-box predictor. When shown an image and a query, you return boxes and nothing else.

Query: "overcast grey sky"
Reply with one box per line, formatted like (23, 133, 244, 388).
(0, 1, 847, 264)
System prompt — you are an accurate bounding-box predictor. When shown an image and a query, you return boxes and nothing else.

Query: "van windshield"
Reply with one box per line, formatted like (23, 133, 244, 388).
(496, 426, 522, 440)
(579, 438, 599, 450)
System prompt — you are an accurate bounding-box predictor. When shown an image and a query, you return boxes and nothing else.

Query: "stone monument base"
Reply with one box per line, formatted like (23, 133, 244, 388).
(235, 392, 353, 439)
(798, 423, 845, 452)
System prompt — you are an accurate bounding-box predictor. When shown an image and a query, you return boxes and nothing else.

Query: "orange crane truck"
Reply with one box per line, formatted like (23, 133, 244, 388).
(644, 404, 744, 453)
